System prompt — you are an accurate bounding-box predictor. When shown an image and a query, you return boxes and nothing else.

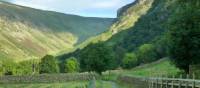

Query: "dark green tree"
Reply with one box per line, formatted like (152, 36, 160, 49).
(64, 57, 79, 73)
(153, 36, 170, 58)
(1, 60, 16, 75)
(137, 44, 158, 64)
(168, 0, 200, 73)
(39, 55, 59, 74)
(79, 43, 116, 75)
(122, 52, 138, 69)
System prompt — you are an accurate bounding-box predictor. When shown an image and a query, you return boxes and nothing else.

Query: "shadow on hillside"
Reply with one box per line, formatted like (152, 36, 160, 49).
(108, 0, 176, 52)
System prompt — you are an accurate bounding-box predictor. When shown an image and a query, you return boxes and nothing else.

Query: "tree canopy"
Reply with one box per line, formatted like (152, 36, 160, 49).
(64, 57, 79, 73)
(122, 53, 138, 69)
(137, 44, 158, 64)
(39, 55, 59, 74)
(79, 43, 116, 75)
(168, 0, 200, 73)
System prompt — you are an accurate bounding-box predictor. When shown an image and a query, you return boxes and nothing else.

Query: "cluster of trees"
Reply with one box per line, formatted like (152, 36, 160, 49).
(0, 59, 39, 76)
(76, 40, 168, 73)
(39, 55, 79, 74)
(121, 40, 168, 69)
(0, 55, 79, 76)
(120, 0, 200, 73)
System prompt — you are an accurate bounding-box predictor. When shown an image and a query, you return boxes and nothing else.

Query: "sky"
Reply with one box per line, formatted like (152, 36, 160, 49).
(7, 0, 135, 18)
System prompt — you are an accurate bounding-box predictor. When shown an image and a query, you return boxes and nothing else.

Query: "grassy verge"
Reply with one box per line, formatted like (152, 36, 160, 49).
(123, 58, 182, 77)
(0, 58, 181, 88)
(103, 58, 181, 80)
(103, 58, 182, 88)
(0, 80, 127, 88)
(0, 81, 88, 88)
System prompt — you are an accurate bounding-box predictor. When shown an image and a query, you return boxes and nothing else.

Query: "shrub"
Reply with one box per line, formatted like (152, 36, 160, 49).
(15, 60, 39, 75)
(137, 44, 158, 64)
(39, 55, 59, 74)
(1, 60, 17, 75)
(64, 57, 79, 73)
(122, 53, 138, 69)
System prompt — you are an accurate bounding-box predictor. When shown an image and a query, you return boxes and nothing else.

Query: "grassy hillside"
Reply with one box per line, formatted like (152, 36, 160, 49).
(106, 0, 177, 50)
(57, 0, 155, 59)
(101, 58, 181, 83)
(0, 1, 114, 61)
(58, 0, 184, 76)
(59, 0, 176, 60)
(123, 58, 181, 77)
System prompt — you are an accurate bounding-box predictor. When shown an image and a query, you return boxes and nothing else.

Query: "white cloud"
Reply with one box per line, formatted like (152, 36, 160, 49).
(9, 0, 134, 17)
(91, 0, 129, 9)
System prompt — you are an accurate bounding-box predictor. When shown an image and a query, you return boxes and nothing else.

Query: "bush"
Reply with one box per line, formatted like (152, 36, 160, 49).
(64, 57, 79, 73)
(122, 53, 138, 69)
(137, 44, 158, 64)
(15, 60, 39, 75)
(39, 55, 59, 74)
(1, 60, 17, 75)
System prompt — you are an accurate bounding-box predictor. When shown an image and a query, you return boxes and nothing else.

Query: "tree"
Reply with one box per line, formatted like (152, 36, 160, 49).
(79, 43, 116, 75)
(39, 55, 59, 74)
(153, 36, 170, 58)
(1, 60, 16, 75)
(168, 0, 200, 73)
(122, 52, 138, 69)
(137, 44, 158, 64)
(15, 60, 39, 75)
(64, 57, 79, 73)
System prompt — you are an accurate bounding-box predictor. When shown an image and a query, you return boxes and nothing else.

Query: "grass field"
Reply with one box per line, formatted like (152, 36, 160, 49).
(0, 58, 181, 88)
(123, 58, 182, 77)
(0, 82, 87, 88)
(0, 80, 127, 88)
(103, 58, 181, 81)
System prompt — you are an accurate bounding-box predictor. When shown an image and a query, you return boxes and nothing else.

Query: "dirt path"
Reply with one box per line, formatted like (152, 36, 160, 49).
(101, 81, 119, 88)
(110, 81, 118, 88)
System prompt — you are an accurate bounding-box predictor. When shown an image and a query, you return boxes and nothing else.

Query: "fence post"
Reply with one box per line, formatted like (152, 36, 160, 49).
(186, 74, 189, 88)
(178, 75, 182, 88)
(148, 78, 152, 88)
(171, 75, 175, 88)
(192, 73, 195, 88)
(165, 75, 168, 88)
(156, 77, 159, 88)
(166, 80, 168, 88)
(149, 80, 151, 88)
(152, 80, 154, 88)
(161, 75, 163, 88)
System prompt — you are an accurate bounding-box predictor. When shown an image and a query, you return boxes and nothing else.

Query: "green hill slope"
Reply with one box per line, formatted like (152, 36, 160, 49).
(59, 0, 175, 59)
(57, 0, 156, 59)
(0, 1, 114, 61)
(59, 0, 189, 72)
(106, 0, 177, 51)
(123, 58, 181, 77)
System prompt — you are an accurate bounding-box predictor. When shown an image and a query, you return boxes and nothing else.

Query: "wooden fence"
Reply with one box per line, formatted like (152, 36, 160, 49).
(146, 74, 200, 88)
(118, 74, 200, 88)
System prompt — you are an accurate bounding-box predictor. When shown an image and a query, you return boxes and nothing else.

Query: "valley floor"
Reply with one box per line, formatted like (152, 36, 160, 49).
(0, 81, 128, 88)
(0, 58, 180, 88)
